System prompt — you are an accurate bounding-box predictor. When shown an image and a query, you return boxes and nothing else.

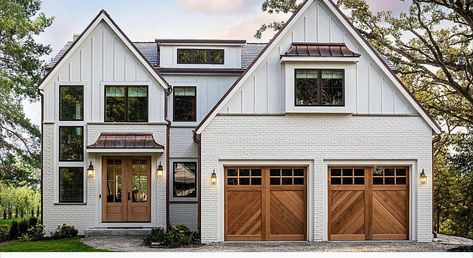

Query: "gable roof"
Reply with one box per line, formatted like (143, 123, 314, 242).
(38, 10, 169, 90)
(195, 0, 441, 134)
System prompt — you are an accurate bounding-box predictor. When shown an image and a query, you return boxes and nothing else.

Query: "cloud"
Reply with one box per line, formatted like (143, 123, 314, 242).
(366, 0, 411, 12)
(179, 0, 259, 14)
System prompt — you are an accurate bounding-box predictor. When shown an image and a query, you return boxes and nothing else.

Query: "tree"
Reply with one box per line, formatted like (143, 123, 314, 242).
(0, 0, 53, 187)
(255, 0, 299, 39)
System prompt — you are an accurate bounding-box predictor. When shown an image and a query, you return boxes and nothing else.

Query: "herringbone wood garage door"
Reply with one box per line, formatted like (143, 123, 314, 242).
(225, 167, 306, 241)
(328, 167, 409, 240)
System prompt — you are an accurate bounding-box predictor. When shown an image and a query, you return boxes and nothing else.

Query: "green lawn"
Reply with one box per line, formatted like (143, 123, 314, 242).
(0, 219, 12, 226)
(0, 237, 108, 252)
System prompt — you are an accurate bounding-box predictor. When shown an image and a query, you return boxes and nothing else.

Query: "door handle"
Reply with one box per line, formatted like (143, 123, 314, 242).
(128, 192, 131, 200)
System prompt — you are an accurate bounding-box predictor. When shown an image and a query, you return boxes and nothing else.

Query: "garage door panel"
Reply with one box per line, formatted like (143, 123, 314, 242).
(372, 190, 408, 239)
(270, 190, 305, 237)
(330, 190, 366, 239)
(226, 190, 263, 239)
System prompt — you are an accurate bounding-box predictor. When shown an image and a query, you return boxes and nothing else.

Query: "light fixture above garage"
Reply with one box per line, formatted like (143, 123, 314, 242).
(87, 161, 95, 179)
(211, 169, 217, 185)
(420, 169, 427, 184)
(157, 162, 164, 181)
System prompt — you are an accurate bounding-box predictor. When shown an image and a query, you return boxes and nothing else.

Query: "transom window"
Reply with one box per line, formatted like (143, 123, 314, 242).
(59, 167, 84, 203)
(269, 168, 305, 185)
(330, 168, 365, 185)
(105, 86, 148, 122)
(373, 167, 407, 185)
(226, 168, 262, 186)
(173, 162, 197, 197)
(59, 85, 83, 121)
(59, 126, 83, 161)
(173, 87, 196, 122)
(177, 49, 224, 64)
(295, 69, 344, 106)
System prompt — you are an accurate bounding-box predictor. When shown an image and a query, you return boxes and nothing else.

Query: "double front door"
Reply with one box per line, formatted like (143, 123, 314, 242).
(102, 157, 151, 222)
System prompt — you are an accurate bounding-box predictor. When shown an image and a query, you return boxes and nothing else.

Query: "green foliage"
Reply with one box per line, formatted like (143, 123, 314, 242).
(9, 220, 19, 239)
(18, 234, 31, 242)
(0, 236, 108, 252)
(50, 224, 78, 240)
(0, 224, 9, 241)
(27, 224, 44, 241)
(28, 217, 37, 227)
(0, 182, 41, 220)
(255, 0, 299, 39)
(143, 225, 199, 248)
(18, 220, 29, 236)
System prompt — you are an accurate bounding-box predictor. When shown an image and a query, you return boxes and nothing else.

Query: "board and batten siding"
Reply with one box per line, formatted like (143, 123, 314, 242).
(221, 0, 416, 115)
(159, 45, 242, 69)
(43, 21, 166, 123)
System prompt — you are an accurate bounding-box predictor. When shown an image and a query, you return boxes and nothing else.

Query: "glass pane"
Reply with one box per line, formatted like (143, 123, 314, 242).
(239, 178, 250, 185)
(60, 86, 83, 121)
(128, 87, 148, 122)
(295, 70, 318, 106)
(331, 178, 341, 185)
(270, 178, 280, 185)
(194, 49, 207, 64)
(227, 169, 238, 177)
(294, 169, 304, 177)
(354, 169, 364, 177)
(373, 178, 383, 185)
(59, 127, 83, 161)
(331, 169, 341, 177)
(354, 178, 365, 185)
(342, 178, 353, 184)
(251, 178, 262, 185)
(209, 49, 224, 64)
(385, 177, 395, 184)
(396, 177, 407, 185)
(321, 70, 344, 106)
(177, 49, 192, 64)
(174, 87, 196, 122)
(282, 169, 292, 176)
(373, 167, 383, 176)
(173, 162, 196, 197)
(396, 168, 407, 176)
(227, 178, 238, 185)
(294, 178, 304, 185)
(131, 160, 148, 202)
(270, 169, 280, 177)
(282, 178, 292, 185)
(342, 169, 353, 176)
(59, 167, 84, 203)
(384, 168, 395, 176)
(239, 169, 250, 177)
(105, 86, 126, 122)
(251, 169, 262, 177)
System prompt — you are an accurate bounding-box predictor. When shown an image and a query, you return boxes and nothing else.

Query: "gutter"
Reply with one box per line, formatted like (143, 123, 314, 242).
(164, 87, 172, 229)
(432, 134, 441, 240)
(38, 88, 44, 225)
(193, 131, 201, 234)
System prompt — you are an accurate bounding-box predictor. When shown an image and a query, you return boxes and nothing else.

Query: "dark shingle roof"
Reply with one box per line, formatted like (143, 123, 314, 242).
(241, 43, 266, 69)
(282, 43, 360, 57)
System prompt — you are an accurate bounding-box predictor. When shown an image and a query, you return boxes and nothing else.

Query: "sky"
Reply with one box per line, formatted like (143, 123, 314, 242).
(25, 0, 410, 126)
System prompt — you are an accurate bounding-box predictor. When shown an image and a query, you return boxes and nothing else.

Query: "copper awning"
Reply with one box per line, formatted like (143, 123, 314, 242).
(282, 43, 361, 58)
(87, 133, 164, 152)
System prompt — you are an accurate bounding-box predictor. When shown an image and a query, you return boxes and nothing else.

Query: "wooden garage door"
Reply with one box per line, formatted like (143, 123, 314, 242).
(328, 167, 409, 241)
(225, 167, 306, 241)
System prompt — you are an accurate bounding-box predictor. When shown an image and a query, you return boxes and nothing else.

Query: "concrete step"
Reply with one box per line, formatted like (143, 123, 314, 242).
(84, 227, 152, 237)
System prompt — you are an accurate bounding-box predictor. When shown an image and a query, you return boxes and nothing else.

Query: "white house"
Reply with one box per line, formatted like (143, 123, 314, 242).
(39, 0, 441, 243)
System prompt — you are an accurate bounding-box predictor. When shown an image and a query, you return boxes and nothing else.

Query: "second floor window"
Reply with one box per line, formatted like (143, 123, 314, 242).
(59, 126, 83, 161)
(177, 49, 224, 64)
(295, 69, 344, 106)
(59, 85, 83, 121)
(105, 86, 148, 122)
(173, 87, 196, 122)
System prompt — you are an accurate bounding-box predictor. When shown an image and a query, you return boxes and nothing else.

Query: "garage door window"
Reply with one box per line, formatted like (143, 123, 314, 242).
(330, 168, 365, 185)
(269, 168, 304, 185)
(227, 168, 262, 185)
(373, 167, 407, 185)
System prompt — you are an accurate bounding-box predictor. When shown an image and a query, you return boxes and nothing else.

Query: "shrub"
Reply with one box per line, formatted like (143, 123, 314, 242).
(28, 224, 45, 241)
(50, 224, 78, 239)
(143, 224, 198, 248)
(28, 217, 38, 228)
(0, 225, 9, 241)
(18, 220, 29, 236)
(18, 234, 31, 242)
(9, 221, 19, 239)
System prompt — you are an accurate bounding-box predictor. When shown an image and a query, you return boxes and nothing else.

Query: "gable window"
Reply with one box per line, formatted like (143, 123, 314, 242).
(177, 49, 224, 64)
(59, 167, 84, 203)
(105, 86, 148, 122)
(173, 162, 197, 198)
(173, 87, 196, 122)
(295, 69, 344, 106)
(59, 86, 83, 121)
(59, 126, 83, 161)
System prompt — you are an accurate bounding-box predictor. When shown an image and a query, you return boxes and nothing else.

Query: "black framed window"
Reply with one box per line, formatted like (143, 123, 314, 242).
(59, 126, 83, 161)
(173, 162, 197, 197)
(177, 49, 224, 64)
(59, 167, 84, 203)
(295, 69, 344, 106)
(105, 86, 148, 122)
(59, 86, 83, 121)
(173, 87, 196, 122)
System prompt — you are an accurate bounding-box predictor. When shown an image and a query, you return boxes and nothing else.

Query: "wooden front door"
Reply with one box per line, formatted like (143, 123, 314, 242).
(328, 166, 409, 240)
(102, 157, 151, 222)
(224, 167, 306, 241)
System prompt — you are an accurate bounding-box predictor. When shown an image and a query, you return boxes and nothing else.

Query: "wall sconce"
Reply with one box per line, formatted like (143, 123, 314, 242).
(210, 169, 217, 185)
(420, 169, 427, 184)
(156, 162, 164, 181)
(87, 161, 95, 179)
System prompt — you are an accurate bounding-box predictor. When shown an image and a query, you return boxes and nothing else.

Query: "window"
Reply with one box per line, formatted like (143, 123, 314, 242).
(59, 86, 83, 121)
(173, 87, 196, 122)
(105, 86, 148, 122)
(226, 168, 262, 186)
(59, 167, 84, 203)
(59, 126, 83, 161)
(295, 69, 344, 106)
(177, 49, 224, 64)
(173, 162, 197, 197)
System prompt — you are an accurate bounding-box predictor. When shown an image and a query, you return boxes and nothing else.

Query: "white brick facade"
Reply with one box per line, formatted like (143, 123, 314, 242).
(200, 115, 433, 242)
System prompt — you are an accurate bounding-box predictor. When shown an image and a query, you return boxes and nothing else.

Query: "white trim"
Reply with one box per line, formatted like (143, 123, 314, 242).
(38, 12, 168, 91)
(86, 149, 164, 153)
(280, 56, 360, 63)
(159, 43, 245, 47)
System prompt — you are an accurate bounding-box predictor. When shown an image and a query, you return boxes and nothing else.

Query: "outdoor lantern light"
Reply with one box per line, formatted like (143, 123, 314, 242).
(211, 169, 217, 185)
(420, 169, 427, 184)
(87, 161, 95, 179)
(156, 162, 164, 181)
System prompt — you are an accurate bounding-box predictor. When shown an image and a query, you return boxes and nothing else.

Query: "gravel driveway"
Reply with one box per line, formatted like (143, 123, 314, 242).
(81, 234, 473, 252)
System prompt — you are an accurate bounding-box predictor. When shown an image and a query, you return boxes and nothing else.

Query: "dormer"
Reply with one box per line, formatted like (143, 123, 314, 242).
(157, 39, 247, 69)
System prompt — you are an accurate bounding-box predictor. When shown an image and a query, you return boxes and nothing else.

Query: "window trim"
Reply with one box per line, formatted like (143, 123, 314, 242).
(59, 85, 84, 121)
(58, 126, 84, 162)
(58, 166, 85, 203)
(294, 69, 345, 107)
(176, 48, 225, 65)
(172, 161, 197, 198)
(104, 85, 149, 122)
(173, 86, 197, 122)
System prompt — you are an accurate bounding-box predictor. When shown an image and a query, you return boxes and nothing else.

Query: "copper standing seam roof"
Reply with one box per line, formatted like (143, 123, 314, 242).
(87, 133, 164, 149)
(282, 43, 361, 58)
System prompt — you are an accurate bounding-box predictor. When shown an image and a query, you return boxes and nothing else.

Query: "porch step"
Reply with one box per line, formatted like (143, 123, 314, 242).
(84, 227, 152, 237)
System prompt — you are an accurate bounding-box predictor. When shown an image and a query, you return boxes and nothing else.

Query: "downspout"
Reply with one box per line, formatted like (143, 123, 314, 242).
(38, 89, 44, 225)
(193, 131, 201, 234)
(432, 134, 441, 240)
(164, 87, 172, 229)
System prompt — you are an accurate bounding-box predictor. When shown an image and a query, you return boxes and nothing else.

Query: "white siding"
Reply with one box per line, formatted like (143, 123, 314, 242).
(221, 0, 415, 116)
(160, 45, 242, 69)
